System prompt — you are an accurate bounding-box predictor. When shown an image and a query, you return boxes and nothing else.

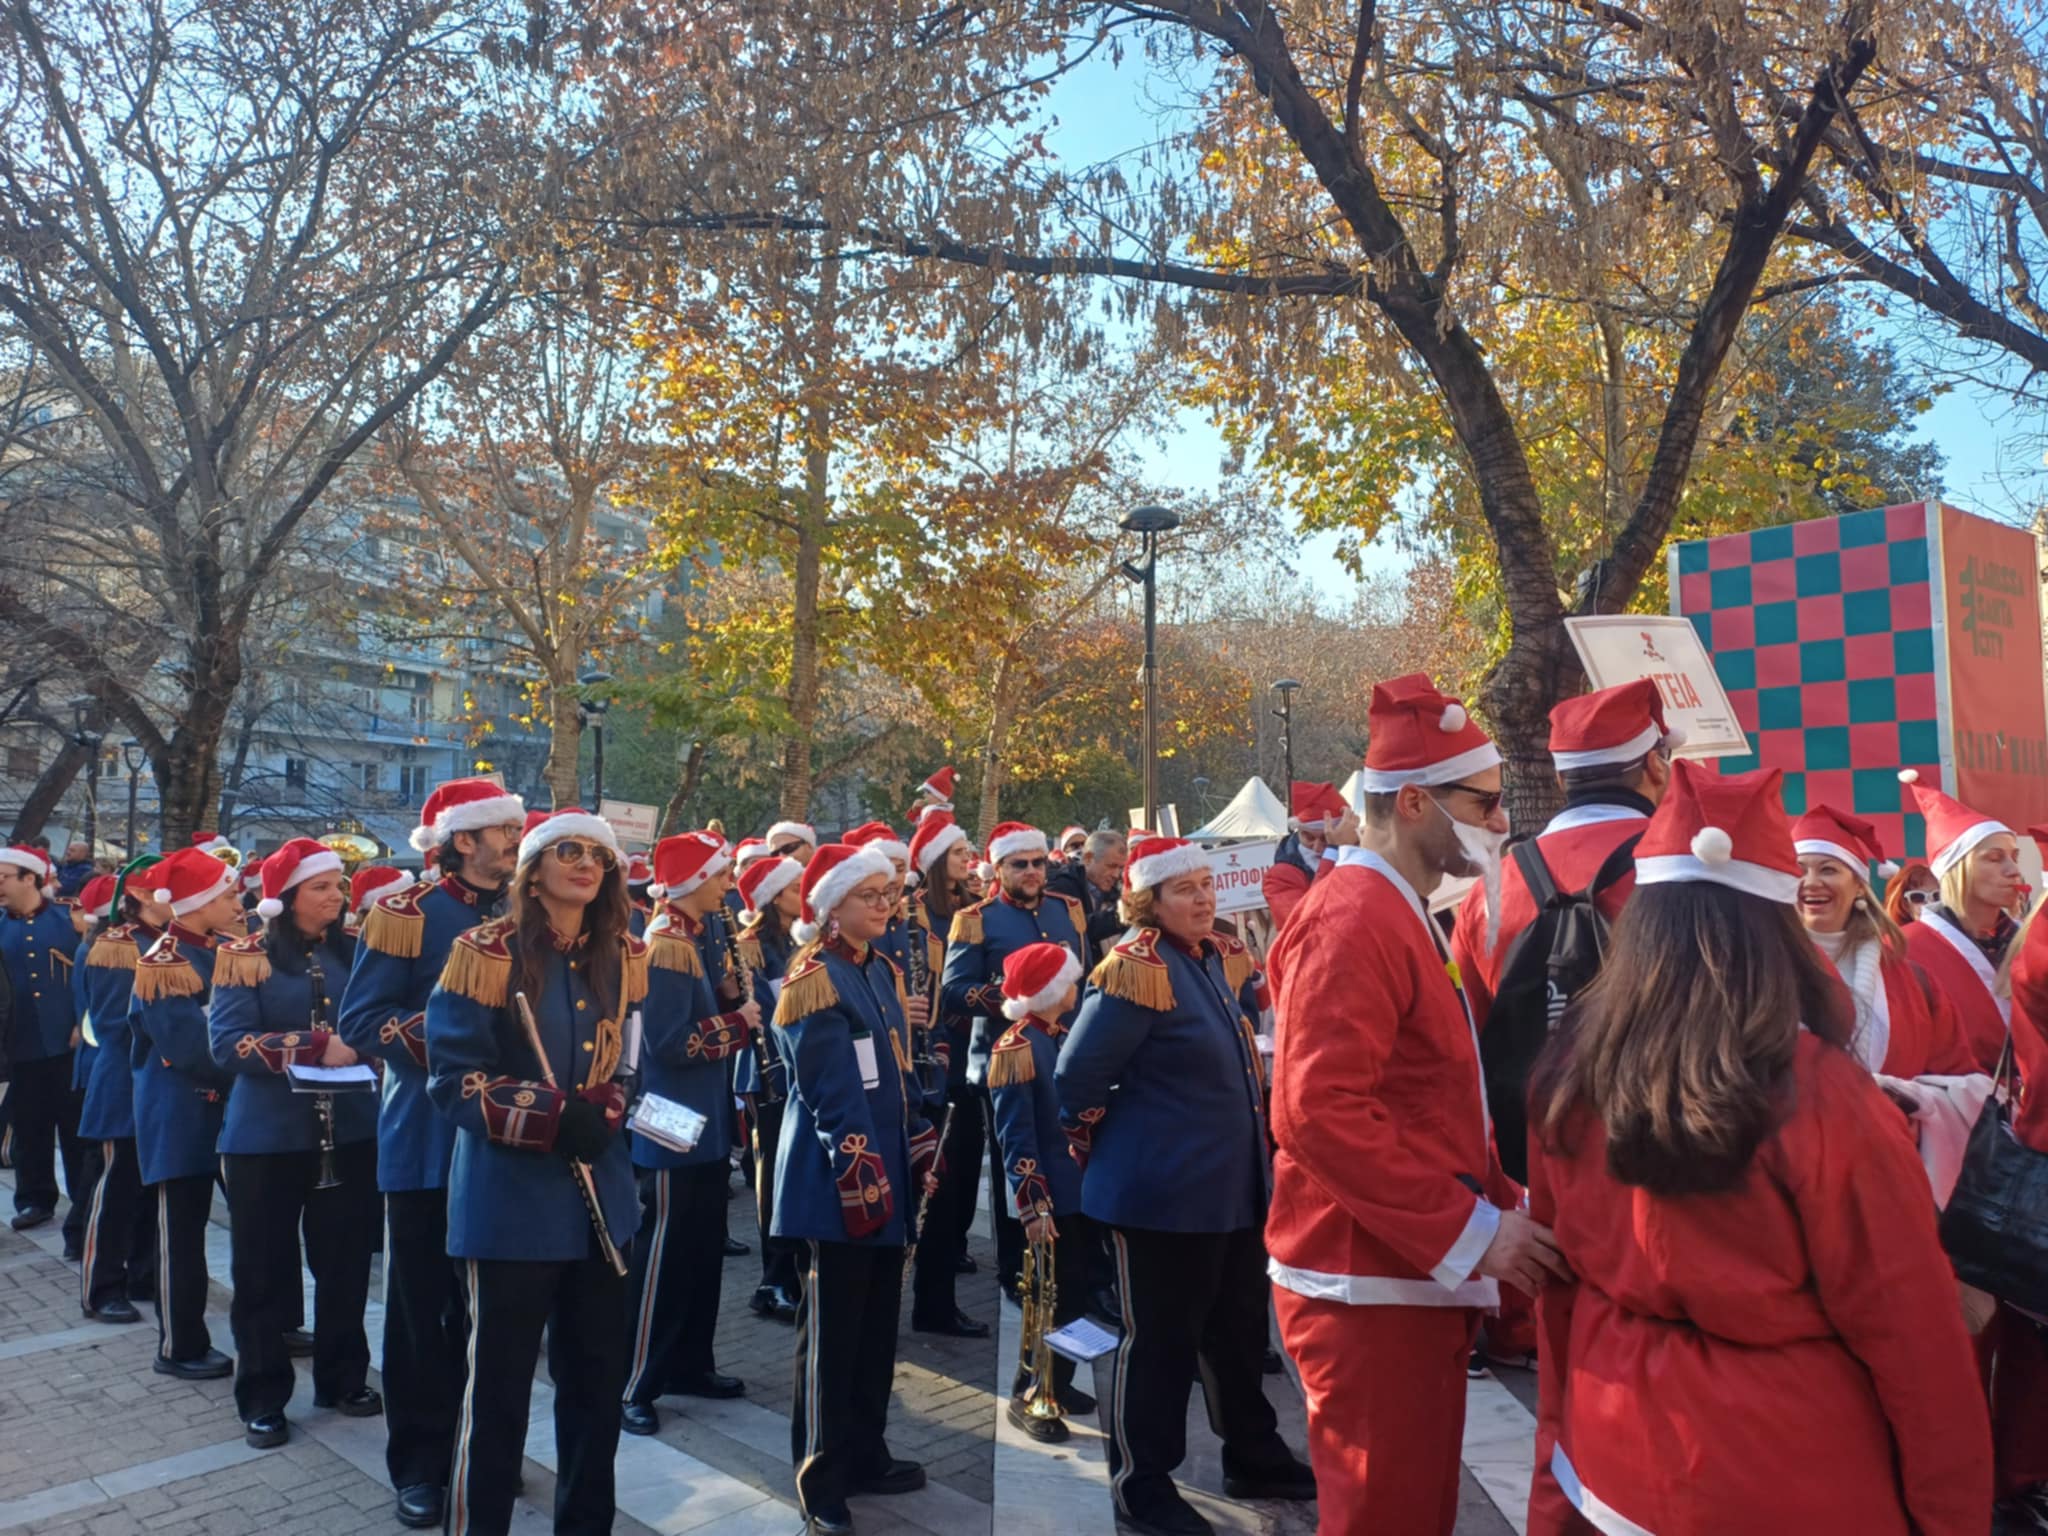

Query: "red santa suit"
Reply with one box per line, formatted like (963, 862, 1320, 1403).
(1906, 911, 2011, 1070)
(1264, 782, 1348, 934)
(1990, 895, 2048, 1500)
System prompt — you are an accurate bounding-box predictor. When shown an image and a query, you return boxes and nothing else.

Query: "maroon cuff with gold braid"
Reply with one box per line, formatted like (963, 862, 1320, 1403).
(1011, 1156, 1053, 1217)
(688, 1012, 753, 1063)
(909, 1122, 940, 1186)
(968, 983, 1004, 1016)
(462, 1072, 566, 1151)
(236, 1029, 330, 1074)
(834, 1134, 893, 1238)
(1064, 1106, 1106, 1171)
(379, 1012, 430, 1069)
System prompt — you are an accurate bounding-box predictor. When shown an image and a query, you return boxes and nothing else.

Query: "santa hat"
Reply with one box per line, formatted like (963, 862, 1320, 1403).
(516, 808, 619, 868)
(648, 830, 729, 900)
(733, 837, 772, 871)
(792, 844, 894, 945)
(1634, 761, 1800, 904)
(254, 837, 345, 920)
(1057, 825, 1088, 851)
(1359, 674, 1500, 791)
(190, 830, 235, 858)
(986, 821, 1048, 864)
(766, 819, 817, 851)
(625, 851, 653, 890)
(845, 820, 910, 866)
(1289, 782, 1349, 833)
(1124, 833, 1211, 893)
(149, 845, 241, 917)
(738, 854, 803, 916)
(1898, 770, 2011, 878)
(1549, 679, 1686, 770)
(239, 867, 265, 894)
(975, 858, 997, 884)
(350, 865, 414, 914)
(76, 873, 117, 926)
(1793, 804, 1899, 880)
(0, 844, 55, 892)
(522, 809, 552, 838)
(919, 766, 957, 805)
(1000, 942, 1085, 1021)
(409, 778, 527, 854)
(909, 812, 969, 880)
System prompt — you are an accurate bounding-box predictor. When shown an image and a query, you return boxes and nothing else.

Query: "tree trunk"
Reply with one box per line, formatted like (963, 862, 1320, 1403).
(215, 697, 265, 840)
(543, 680, 584, 810)
(9, 728, 89, 842)
(975, 651, 1020, 844)
(779, 253, 838, 821)
(658, 740, 708, 837)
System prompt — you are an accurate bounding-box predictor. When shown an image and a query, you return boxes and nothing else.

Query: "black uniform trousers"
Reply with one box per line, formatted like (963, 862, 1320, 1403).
(450, 1252, 627, 1536)
(910, 1083, 981, 1321)
(621, 1162, 727, 1404)
(81, 1137, 157, 1310)
(10, 1055, 86, 1236)
(977, 1086, 1022, 1287)
(792, 1240, 905, 1519)
(749, 1099, 802, 1297)
(222, 1141, 378, 1419)
(152, 1173, 217, 1363)
(382, 1187, 469, 1491)
(1011, 1212, 1094, 1403)
(1102, 1224, 1291, 1520)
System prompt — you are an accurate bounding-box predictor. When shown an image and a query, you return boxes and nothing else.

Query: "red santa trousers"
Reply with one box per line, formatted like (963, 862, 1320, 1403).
(1274, 1289, 1478, 1536)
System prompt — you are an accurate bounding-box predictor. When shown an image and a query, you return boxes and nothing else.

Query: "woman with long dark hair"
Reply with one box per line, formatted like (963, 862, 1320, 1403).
(209, 839, 381, 1448)
(425, 809, 643, 1536)
(1526, 764, 1988, 1536)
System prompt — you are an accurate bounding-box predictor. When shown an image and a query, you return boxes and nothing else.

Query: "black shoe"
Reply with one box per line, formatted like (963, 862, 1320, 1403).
(1220, 1454, 1317, 1502)
(669, 1371, 745, 1399)
(851, 1457, 925, 1496)
(1117, 1490, 1213, 1536)
(768, 1286, 800, 1322)
(621, 1401, 660, 1436)
(1261, 1347, 1284, 1376)
(85, 1298, 142, 1324)
(1006, 1398, 1070, 1443)
(394, 1485, 444, 1529)
(1064, 1387, 1097, 1416)
(748, 1285, 780, 1319)
(953, 1253, 978, 1275)
(282, 1329, 315, 1358)
(152, 1348, 232, 1380)
(910, 1307, 990, 1339)
(722, 1235, 750, 1257)
(10, 1206, 52, 1231)
(313, 1386, 382, 1418)
(62, 1241, 82, 1262)
(244, 1412, 289, 1449)
(804, 1507, 855, 1535)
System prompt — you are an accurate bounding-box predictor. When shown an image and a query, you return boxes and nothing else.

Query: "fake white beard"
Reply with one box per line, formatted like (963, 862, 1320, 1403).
(1438, 796, 1510, 951)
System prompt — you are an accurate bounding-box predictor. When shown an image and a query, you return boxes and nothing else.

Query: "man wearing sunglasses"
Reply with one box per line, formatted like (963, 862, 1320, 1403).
(339, 777, 524, 1531)
(766, 818, 817, 866)
(939, 821, 1085, 1305)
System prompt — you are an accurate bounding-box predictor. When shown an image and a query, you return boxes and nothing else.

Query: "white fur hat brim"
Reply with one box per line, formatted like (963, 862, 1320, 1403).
(987, 826, 1049, 863)
(767, 821, 817, 849)
(744, 857, 802, 913)
(411, 791, 526, 853)
(791, 846, 894, 945)
(157, 861, 238, 917)
(914, 822, 967, 876)
(518, 812, 621, 868)
(1000, 949, 1084, 1021)
(1125, 841, 1212, 893)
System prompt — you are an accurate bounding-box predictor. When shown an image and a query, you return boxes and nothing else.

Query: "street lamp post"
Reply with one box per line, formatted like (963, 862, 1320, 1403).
(122, 740, 145, 855)
(70, 699, 103, 852)
(1272, 678, 1302, 796)
(577, 670, 613, 807)
(1118, 505, 1183, 832)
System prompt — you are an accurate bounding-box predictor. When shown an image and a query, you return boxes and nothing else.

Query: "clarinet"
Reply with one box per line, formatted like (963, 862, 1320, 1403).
(307, 948, 340, 1190)
(904, 898, 945, 1106)
(720, 908, 785, 1105)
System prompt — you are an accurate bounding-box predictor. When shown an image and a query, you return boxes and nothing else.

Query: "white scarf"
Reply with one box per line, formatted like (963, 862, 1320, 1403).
(1809, 928, 1888, 1072)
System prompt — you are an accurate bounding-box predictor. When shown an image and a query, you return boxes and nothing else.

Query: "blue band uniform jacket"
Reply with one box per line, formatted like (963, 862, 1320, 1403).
(1055, 928, 1269, 1234)
(424, 918, 645, 1263)
(129, 925, 234, 1186)
(2, 900, 81, 1063)
(80, 923, 153, 1141)
(209, 929, 378, 1155)
(989, 1015, 1082, 1218)
(940, 889, 1086, 1081)
(637, 913, 748, 1170)
(770, 940, 936, 1248)
(338, 875, 494, 1192)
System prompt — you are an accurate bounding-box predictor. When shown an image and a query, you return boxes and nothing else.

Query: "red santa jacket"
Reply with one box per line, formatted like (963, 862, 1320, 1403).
(1265, 847, 1507, 1309)
(1905, 911, 2010, 1071)
(2006, 915, 2048, 1154)
(1262, 851, 1316, 934)
(1450, 803, 1645, 1033)
(1528, 1033, 1990, 1536)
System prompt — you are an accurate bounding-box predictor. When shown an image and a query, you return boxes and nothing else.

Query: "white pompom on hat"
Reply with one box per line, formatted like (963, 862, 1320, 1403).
(148, 846, 241, 917)
(1633, 761, 1800, 903)
(1898, 769, 2011, 877)
(1359, 673, 1500, 792)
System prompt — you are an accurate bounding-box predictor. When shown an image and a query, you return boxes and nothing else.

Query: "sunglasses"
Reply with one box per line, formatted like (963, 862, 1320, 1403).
(1904, 889, 1936, 906)
(1004, 856, 1049, 871)
(1433, 781, 1505, 818)
(547, 840, 618, 871)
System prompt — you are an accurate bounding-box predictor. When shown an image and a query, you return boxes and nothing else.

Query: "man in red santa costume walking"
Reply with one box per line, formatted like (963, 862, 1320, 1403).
(1265, 674, 1569, 1536)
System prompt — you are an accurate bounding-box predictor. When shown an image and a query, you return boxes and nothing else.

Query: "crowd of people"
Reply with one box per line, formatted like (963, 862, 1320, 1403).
(0, 673, 2044, 1536)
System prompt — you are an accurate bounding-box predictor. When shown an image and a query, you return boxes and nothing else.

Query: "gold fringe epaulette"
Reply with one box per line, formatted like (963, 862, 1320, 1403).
(736, 930, 764, 972)
(87, 925, 139, 971)
(1216, 935, 1256, 995)
(623, 935, 649, 1005)
(212, 934, 273, 989)
(132, 936, 203, 1003)
(648, 926, 704, 979)
(1092, 927, 1174, 1012)
(440, 917, 514, 1009)
(987, 1022, 1036, 1088)
(773, 950, 838, 1027)
(948, 900, 988, 947)
(1050, 891, 1086, 928)
(925, 929, 944, 977)
(360, 887, 425, 959)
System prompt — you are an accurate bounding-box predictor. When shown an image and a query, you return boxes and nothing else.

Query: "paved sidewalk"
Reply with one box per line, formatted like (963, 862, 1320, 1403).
(0, 1165, 1528, 1535)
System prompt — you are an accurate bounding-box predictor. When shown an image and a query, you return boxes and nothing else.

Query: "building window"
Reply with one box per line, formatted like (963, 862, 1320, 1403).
(399, 763, 430, 799)
(284, 758, 307, 790)
(6, 745, 37, 777)
(360, 762, 380, 792)
(408, 693, 430, 724)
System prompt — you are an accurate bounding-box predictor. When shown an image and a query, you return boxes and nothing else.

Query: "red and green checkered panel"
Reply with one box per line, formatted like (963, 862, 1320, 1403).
(1673, 503, 1939, 861)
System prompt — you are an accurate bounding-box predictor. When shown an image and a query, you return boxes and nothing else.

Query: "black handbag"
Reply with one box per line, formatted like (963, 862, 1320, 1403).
(1938, 1038, 2048, 1314)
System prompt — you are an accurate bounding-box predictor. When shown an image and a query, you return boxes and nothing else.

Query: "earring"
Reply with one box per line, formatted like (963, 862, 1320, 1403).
(1853, 897, 1868, 911)
(826, 916, 840, 943)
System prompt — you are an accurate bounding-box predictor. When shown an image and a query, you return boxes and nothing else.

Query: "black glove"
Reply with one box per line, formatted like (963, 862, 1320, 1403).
(555, 1096, 614, 1163)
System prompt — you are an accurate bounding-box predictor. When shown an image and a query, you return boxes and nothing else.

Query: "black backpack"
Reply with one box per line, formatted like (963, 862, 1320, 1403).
(1481, 831, 1640, 1184)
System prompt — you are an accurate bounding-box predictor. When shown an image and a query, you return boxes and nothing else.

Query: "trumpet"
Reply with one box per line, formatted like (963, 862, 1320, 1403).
(1016, 1220, 1062, 1425)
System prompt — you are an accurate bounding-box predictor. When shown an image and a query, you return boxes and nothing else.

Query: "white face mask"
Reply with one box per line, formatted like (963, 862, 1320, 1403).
(1432, 791, 1510, 951)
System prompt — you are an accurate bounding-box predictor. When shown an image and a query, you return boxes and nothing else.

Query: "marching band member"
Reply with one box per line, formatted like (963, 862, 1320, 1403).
(941, 821, 1085, 1300)
(768, 818, 819, 865)
(734, 854, 805, 1323)
(209, 839, 382, 1447)
(347, 865, 412, 933)
(340, 777, 524, 1530)
(130, 846, 248, 1381)
(1264, 676, 1546, 1536)
(1058, 833, 1313, 1535)
(77, 856, 164, 1324)
(1526, 763, 1989, 1536)
(427, 808, 646, 1536)
(988, 941, 1094, 1441)
(625, 852, 655, 936)
(1900, 771, 2025, 1070)
(1261, 783, 1350, 933)
(62, 874, 116, 1260)
(772, 844, 939, 1536)
(0, 842, 86, 1246)
(622, 831, 757, 1434)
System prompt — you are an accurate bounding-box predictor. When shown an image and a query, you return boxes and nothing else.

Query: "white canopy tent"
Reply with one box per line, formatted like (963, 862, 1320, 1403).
(1189, 776, 1290, 840)
(1340, 768, 1368, 813)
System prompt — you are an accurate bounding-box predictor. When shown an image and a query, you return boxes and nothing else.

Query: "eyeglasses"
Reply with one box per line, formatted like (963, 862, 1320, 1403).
(1904, 889, 1936, 906)
(844, 886, 896, 909)
(547, 840, 618, 870)
(1004, 857, 1048, 871)
(1433, 781, 1505, 818)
